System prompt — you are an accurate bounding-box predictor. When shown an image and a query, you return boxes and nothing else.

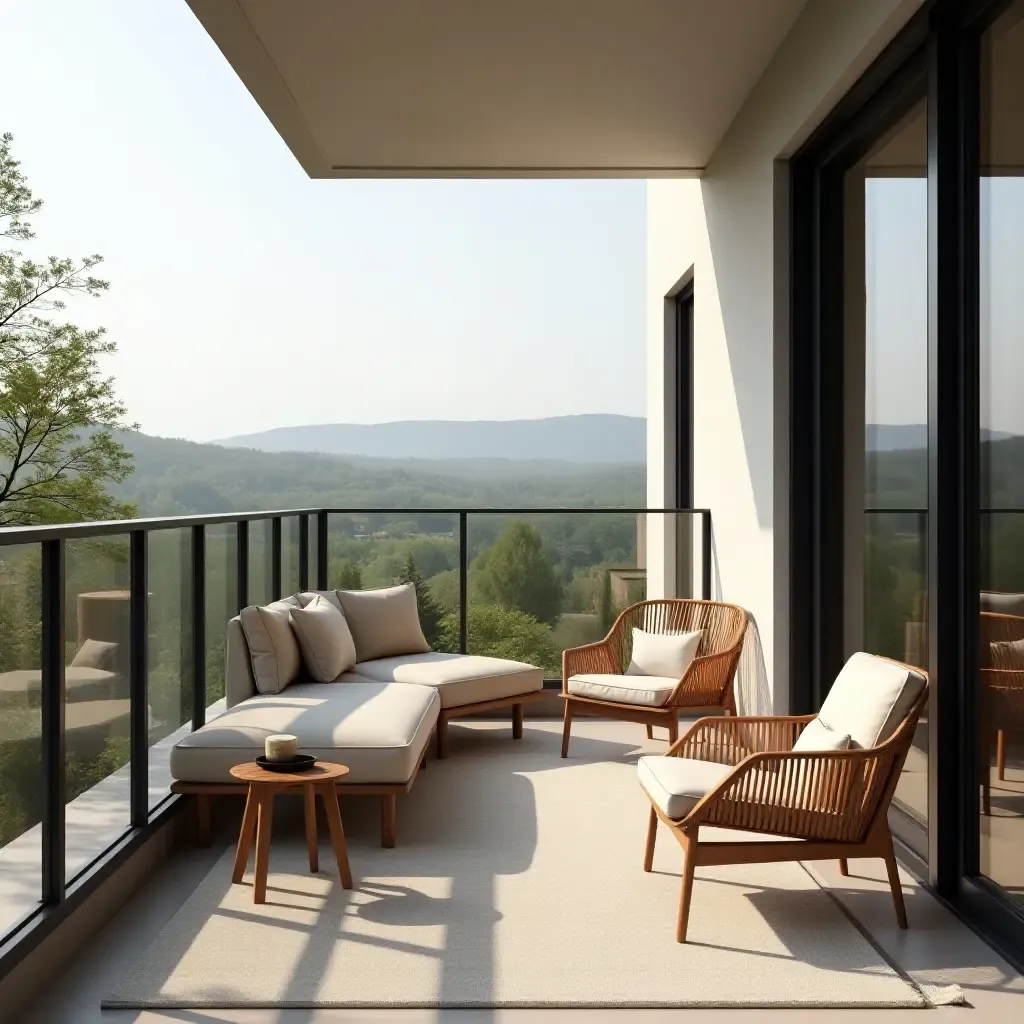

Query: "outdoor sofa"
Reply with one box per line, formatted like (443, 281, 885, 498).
(170, 583, 545, 846)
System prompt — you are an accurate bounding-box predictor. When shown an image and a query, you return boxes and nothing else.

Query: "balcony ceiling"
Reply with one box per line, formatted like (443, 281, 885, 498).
(185, 0, 807, 177)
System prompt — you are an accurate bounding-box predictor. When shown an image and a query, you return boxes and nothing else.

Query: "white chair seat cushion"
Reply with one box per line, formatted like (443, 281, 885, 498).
(567, 673, 678, 707)
(347, 652, 543, 709)
(169, 681, 439, 784)
(817, 652, 926, 749)
(638, 756, 734, 819)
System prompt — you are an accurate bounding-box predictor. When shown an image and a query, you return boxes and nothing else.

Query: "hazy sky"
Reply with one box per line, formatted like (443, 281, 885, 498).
(0, 0, 645, 441)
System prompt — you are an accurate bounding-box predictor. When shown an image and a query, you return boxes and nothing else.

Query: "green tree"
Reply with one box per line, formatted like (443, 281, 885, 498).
(399, 553, 443, 646)
(437, 604, 558, 674)
(0, 133, 134, 525)
(475, 520, 563, 625)
(598, 568, 615, 634)
(334, 559, 363, 590)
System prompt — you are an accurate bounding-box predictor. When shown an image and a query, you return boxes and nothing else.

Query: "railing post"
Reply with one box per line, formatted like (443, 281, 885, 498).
(191, 525, 206, 731)
(236, 520, 249, 611)
(129, 529, 149, 828)
(316, 511, 329, 590)
(271, 516, 282, 600)
(41, 538, 66, 906)
(701, 511, 712, 601)
(458, 512, 468, 654)
(298, 515, 310, 591)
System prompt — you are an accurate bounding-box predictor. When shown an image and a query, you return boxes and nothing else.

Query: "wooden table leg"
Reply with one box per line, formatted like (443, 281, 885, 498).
(232, 785, 258, 883)
(253, 788, 274, 904)
(319, 784, 353, 889)
(303, 783, 319, 873)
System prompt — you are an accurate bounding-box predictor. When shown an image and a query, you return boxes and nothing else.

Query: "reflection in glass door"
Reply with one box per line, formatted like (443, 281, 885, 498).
(978, 1, 1024, 909)
(844, 96, 929, 850)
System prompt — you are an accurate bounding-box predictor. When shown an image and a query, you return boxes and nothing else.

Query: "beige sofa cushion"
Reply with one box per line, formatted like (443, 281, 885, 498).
(567, 672, 677, 707)
(637, 755, 733, 819)
(239, 597, 303, 695)
(289, 595, 357, 682)
(817, 652, 926, 749)
(170, 681, 439, 785)
(336, 584, 430, 662)
(626, 628, 702, 679)
(348, 652, 543, 709)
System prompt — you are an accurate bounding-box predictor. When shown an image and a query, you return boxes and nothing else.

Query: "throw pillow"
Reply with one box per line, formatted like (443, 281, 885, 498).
(336, 583, 430, 663)
(990, 636, 1024, 670)
(625, 628, 702, 678)
(70, 638, 119, 671)
(239, 597, 302, 694)
(289, 594, 357, 682)
(793, 717, 851, 752)
(296, 590, 345, 614)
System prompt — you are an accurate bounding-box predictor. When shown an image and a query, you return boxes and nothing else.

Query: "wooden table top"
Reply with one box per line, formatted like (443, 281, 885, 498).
(229, 761, 350, 785)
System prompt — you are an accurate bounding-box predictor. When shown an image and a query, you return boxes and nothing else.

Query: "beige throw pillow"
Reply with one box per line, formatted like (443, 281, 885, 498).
(239, 597, 302, 694)
(289, 594, 357, 682)
(792, 717, 851, 752)
(70, 638, 119, 671)
(626, 628, 702, 679)
(336, 583, 430, 663)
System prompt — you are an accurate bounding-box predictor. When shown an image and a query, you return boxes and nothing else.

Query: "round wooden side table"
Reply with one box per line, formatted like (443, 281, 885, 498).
(229, 760, 353, 904)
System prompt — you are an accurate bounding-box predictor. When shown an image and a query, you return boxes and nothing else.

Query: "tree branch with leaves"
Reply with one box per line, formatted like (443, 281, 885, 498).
(0, 133, 134, 524)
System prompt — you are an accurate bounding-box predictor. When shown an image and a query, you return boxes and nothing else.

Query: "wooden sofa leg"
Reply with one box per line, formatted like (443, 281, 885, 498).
(512, 702, 524, 739)
(195, 794, 212, 847)
(838, 858, 849, 876)
(436, 717, 449, 759)
(381, 794, 396, 849)
(560, 701, 573, 758)
(646, 724, 654, 740)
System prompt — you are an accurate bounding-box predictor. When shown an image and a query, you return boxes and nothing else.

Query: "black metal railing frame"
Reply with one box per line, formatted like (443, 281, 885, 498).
(0, 504, 710, 961)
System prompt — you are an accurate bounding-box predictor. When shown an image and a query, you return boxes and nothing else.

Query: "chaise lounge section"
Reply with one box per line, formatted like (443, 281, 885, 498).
(170, 584, 545, 846)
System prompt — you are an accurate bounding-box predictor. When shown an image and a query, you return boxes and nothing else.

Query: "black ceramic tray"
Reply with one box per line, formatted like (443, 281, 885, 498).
(255, 753, 316, 773)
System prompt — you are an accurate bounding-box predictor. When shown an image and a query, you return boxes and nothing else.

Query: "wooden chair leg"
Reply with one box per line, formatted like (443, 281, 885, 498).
(997, 729, 1006, 782)
(645, 724, 654, 740)
(232, 786, 258, 883)
(838, 858, 849, 876)
(436, 717, 449, 759)
(512, 702, 524, 739)
(253, 791, 274, 905)
(667, 714, 679, 747)
(560, 701, 573, 758)
(381, 793, 397, 848)
(881, 830, 908, 929)
(195, 793, 212, 847)
(643, 807, 657, 872)
(303, 783, 319, 874)
(676, 831, 697, 943)
(319, 784, 353, 889)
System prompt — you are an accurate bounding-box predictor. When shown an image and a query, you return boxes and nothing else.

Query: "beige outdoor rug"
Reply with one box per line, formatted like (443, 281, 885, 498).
(106, 721, 951, 1009)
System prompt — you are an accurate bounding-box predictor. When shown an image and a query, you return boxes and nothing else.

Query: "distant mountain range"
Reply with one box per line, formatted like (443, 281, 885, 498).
(215, 414, 645, 464)
(867, 424, 1014, 451)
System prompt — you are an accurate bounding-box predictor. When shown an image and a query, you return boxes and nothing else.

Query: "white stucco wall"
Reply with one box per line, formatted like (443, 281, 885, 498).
(646, 0, 923, 712)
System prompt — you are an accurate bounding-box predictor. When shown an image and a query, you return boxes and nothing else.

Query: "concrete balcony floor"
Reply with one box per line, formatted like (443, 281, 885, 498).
(14, 719, 1024, 1024)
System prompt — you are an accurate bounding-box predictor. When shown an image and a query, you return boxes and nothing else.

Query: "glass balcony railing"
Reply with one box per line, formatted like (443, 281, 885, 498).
(0, 505, 710, 951)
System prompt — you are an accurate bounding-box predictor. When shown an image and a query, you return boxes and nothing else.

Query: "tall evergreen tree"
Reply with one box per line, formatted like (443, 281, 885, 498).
(399, 553, 443, 646)
(476, 520, 563, 625)
(335, 559, 363, 590)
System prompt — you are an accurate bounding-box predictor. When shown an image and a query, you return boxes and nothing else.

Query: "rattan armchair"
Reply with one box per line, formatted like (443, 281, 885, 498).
(639, 653, 928, 942)
(980, 611, 1024, 814)
(560, 598, 747, 757)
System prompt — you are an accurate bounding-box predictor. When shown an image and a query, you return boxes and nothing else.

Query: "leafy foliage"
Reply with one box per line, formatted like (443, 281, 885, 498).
(437, 604, 559, 674)
(474, 520, 563, 625)
(0, 133, 133, 525)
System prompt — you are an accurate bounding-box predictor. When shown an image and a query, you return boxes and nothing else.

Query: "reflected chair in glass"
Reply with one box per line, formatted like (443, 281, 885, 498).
(980, 610, 1024, 815)
(559, 599, 747, 757)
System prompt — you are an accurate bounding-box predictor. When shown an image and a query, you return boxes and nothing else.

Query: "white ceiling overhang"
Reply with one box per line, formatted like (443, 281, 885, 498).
(185, 0, 807, 177)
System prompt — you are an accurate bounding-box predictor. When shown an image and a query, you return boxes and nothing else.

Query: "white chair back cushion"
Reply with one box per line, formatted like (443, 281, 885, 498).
(981, 591, 1024, 617)
(626, 628, 702, 679)
(817, 652, 926, 749)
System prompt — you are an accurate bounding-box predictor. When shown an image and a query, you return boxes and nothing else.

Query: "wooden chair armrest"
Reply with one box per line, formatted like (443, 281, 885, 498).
(669, 714, 814, 762)
(561, 640, 619, 691)
(685, 746, 896, 841)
